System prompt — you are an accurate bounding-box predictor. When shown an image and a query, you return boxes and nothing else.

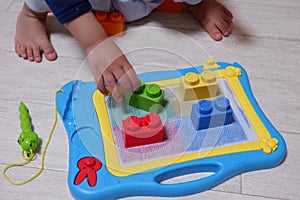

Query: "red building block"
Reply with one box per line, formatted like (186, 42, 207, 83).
(95, 11, 125, 36)
(122, 113, 164, 148)
(156, 0, 183, 12)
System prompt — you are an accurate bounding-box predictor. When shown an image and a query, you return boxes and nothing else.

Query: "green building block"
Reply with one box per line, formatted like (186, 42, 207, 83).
(125, 80, 165, 113)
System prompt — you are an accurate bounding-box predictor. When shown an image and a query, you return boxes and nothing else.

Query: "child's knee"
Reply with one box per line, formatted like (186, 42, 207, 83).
(113, 0, 160, 22)
(25, 0, 50, 13)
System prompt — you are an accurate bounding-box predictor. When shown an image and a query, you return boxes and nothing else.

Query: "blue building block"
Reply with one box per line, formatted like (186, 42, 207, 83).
(191, 96, 233, 130)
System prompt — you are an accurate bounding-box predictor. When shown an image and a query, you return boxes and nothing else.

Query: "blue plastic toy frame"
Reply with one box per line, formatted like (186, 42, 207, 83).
(56, 62, 286, 200)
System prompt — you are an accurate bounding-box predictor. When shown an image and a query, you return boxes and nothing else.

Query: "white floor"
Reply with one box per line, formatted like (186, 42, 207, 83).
(0, 0, 299, 199)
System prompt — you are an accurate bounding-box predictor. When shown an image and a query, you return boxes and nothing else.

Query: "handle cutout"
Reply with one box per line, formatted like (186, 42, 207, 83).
(155, 164, 220, 185)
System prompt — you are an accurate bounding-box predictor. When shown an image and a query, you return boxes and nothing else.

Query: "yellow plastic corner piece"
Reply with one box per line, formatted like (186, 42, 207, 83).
(259, 137, 278, 154)
(203, 59, 220, 69)
(179, 70, 218, 101)
(224, 66, 242, 77)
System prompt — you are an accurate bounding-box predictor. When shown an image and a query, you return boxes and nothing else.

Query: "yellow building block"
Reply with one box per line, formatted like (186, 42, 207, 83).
(179, 70, 218, 101)
(203, 58, 220, 69)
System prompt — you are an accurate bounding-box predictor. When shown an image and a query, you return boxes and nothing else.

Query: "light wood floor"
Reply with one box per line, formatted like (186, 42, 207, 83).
(0, 0, 299, 199)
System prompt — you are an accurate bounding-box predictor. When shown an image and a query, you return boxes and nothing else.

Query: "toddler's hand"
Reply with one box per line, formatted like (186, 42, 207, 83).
(87, 38, 140, 102)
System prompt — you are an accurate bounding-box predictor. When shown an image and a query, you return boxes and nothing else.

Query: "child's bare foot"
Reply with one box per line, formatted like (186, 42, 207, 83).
(185, 0, 233, 41)
(15, 4, 57, 62)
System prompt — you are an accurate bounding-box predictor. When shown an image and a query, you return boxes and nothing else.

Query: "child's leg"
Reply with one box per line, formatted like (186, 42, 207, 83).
(185, 0, 233, 41)
(111, 0, 162, 22)
(15, 2, 57, 62)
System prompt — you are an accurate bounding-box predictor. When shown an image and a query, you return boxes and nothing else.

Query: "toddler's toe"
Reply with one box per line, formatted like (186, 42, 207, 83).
(32, 47, 42, 63)
(26, 47, 34, 62)
(224, 9, 233, 20)
(217, 20, 231, 37)
(15, 43, 21, 57)
(211, 32, 223, 41)
(204, 23, 223, 41)
(42, 42, 57, 61)
(20, 45, 28, 59)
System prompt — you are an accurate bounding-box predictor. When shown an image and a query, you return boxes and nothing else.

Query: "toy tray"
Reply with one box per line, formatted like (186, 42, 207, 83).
(56, 62, 286, 200)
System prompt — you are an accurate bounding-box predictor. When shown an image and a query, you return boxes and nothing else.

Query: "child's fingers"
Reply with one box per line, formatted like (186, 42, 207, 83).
(96, 76, 109, 96)
(112, 68, 133, 93)
(103, 72, 123, 102)
(121, 61, 140, 91)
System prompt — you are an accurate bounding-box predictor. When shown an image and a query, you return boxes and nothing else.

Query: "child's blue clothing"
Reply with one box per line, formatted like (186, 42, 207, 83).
(25, 0, 202, 24)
